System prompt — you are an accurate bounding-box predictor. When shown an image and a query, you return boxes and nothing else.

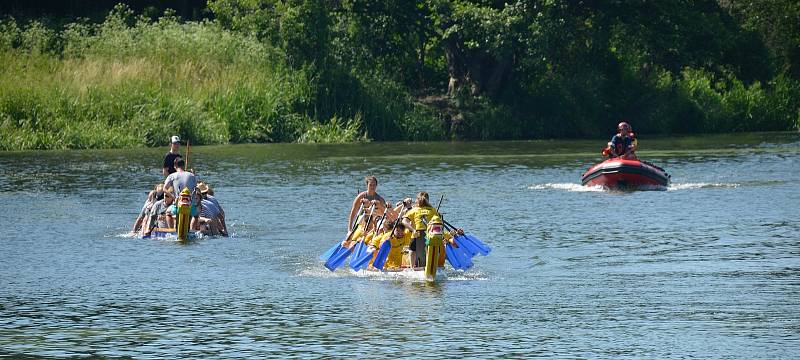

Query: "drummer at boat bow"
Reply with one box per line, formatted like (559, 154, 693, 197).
(609, 122, 638, 160)
(347, 175, 386, 231)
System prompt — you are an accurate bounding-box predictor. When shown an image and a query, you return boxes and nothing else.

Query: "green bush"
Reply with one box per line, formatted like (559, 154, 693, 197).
(675, 67, 800, 133)
(0, 4, 445, 150)
(297, 113, 368, 144)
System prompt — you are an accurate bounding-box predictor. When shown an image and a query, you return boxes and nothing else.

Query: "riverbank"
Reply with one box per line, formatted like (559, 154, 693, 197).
(1, 5, 798, 151)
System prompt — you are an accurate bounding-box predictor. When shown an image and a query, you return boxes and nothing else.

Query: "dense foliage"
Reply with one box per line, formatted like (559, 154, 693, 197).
(1, 0, 798, 149)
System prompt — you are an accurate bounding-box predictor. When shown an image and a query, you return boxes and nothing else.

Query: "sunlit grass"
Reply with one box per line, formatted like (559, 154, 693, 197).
(0, 8, 378, 150)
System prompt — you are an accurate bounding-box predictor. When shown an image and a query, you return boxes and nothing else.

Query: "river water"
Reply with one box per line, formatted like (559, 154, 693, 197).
(1, 132, 798, 358)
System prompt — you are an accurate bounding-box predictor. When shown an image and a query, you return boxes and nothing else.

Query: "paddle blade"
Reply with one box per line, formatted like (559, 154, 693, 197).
(324, 246, 354, 271)
(349, 242, 365, 270)
(320, 243, 341, 261)
(372, 241, 391, 270)
(444, 243, 463, 270)
(452, 241, 473, 269)
(459, 247, 474, 269)
(454, 235, 479, 258)
(350, 245, 374, 271)
(464, 234, 491, 256)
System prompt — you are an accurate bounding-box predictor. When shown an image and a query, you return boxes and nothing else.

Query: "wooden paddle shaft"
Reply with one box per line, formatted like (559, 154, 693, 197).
(185, 139, 190, 170)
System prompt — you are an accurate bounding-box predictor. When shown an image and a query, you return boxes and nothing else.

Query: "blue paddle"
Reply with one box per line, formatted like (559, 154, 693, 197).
(349, 244, 371, 270)
(444, 243, 462, 269)
(351, 205, 388, 271)
(372, 202, 410, 270)
(454, 234, 479, 257)
(444, 219, 490, 256)
(320, 243, 342, 262)
(371, 239, 392, 270)
(443, 221, 479, 258)
(464, 234, 491, 256)
(320, 203, 364, 262)
(446, 241, 474, 269)
(325, 203, 376, 271)
(442, 221, 474, 269)
(324, 246, 354, 271)
(350, 226, 378, 271)
(455, 241, 474, 269)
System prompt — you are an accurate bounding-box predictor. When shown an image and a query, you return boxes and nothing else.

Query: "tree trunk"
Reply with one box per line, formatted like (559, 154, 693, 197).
(443, 39, 468, 97)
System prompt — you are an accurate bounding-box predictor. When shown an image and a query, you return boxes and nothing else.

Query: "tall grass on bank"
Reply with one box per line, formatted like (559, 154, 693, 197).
(0, 5, 446, 150)
(0, 7, 361, 150)
(1, 5, 797, 151)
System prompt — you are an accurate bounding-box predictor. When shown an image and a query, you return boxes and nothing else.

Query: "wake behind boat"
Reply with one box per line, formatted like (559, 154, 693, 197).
(581, 158, 670, 189)
(351, 266, 446, 282)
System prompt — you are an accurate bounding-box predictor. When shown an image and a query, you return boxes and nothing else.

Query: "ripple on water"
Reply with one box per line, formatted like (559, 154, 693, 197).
(1, 135, 799, 358)
(297, 267, 489, 282)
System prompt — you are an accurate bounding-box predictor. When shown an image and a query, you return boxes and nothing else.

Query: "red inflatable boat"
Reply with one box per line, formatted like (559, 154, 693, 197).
(581, 158, 670, 189)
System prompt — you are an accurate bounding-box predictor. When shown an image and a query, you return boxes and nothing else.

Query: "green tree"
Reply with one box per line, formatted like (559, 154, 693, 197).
(334, 0, 435, 89)
(429, 0, 526, 97)
(722, 0, 800, 79)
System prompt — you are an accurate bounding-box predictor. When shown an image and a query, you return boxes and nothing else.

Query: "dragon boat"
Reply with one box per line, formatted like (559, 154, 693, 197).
(141, 191, 197, 242)
(321, 220, 490, 283)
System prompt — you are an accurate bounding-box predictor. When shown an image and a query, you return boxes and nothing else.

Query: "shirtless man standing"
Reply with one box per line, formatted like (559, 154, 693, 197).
(347, 176, 386, 231)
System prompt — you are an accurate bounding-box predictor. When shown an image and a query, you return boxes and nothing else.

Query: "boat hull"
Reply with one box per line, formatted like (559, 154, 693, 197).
(142, 227, 199, 241)
(581, 159, 670, 189)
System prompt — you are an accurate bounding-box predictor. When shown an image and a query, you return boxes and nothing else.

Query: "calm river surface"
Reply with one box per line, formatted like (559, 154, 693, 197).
(1, 132, 799, 358)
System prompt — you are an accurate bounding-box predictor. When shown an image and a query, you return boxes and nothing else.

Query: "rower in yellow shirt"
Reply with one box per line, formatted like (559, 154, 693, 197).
(402, 191, 441, 268)
(370, 222, 413, 270)
(342, 203, 379, 248)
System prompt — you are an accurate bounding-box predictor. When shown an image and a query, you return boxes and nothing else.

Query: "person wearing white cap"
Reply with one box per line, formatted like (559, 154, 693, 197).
(162, 135, 183, 176)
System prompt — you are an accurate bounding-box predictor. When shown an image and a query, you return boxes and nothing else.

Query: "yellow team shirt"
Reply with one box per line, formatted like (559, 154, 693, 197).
(369, 230, 387, 248)
(372, 229, 412, 269)
(404, 206, 441, 231)
(349, 225, 365, 242)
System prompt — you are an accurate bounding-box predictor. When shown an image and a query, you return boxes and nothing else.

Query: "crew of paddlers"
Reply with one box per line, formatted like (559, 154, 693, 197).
(336, 175, 464, 271)
(131, 135, 227, 238)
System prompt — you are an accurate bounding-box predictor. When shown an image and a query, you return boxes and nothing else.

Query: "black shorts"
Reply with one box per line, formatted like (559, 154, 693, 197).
(409, 235, 424, 252)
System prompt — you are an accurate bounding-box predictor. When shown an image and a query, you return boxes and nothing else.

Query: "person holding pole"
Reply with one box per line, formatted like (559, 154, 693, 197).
(163, 135, 183, 176)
